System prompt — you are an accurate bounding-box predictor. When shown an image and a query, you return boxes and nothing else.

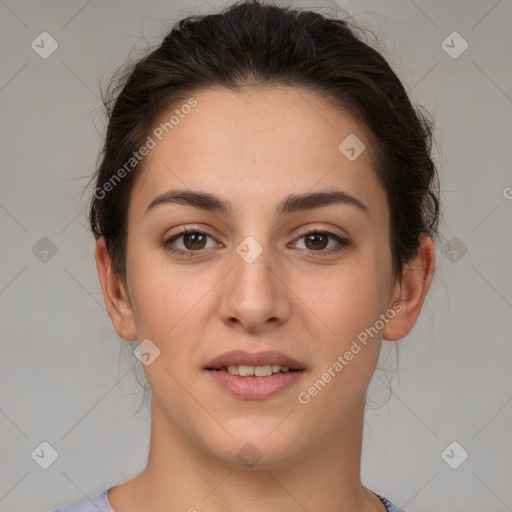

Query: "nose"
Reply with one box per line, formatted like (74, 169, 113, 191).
(218, 240, 292, 334)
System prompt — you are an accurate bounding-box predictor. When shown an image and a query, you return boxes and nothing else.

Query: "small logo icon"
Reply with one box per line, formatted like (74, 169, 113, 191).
(32, 237, 58, 263)
(503, 186, 512, 200)
(31, 441, 59, 469)
(31, 32, 59, 59)
(236, 236, 263, 263)
(338, 134, 366, 161)
(441, 32, 468, 59)
(133, 338, 161, 365)
(442, 236, 468, 263)
(441, 441, 468, 469)
(237, 442, 262, 468)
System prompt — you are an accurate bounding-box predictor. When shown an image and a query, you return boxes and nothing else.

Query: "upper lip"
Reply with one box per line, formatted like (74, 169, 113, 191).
(205, 350, 305, 370)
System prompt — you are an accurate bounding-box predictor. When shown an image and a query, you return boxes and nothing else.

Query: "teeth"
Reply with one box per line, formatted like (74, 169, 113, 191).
(224, 365, 292, 376)
(238, 365, 254, 377)
(255, 365, 272, 377)
(227, 365, 239, 375)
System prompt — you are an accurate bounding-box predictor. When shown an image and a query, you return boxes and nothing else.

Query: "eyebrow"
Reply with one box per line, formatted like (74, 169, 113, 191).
(145, 188, 369, 217)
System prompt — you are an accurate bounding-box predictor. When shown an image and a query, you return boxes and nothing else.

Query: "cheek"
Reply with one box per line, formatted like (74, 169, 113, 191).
(300, 259, 389, 344)
(296, 263, 388, 405)
(126, 248, 219, 346)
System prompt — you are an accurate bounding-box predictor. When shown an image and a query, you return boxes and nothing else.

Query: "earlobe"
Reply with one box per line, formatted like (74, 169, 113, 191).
(382, 235, 435, 342)
(95, 236, 138, 341)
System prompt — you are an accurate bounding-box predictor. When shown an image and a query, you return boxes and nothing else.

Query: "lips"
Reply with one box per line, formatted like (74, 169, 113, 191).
(204, 350, 306, 371)
(204, 350, 306, 399)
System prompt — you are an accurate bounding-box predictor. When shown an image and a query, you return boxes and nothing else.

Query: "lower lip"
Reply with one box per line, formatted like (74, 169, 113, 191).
(205, 369, 304, 399)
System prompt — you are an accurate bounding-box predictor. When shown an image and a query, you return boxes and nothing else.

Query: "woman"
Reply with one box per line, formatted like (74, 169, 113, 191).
(52, 0, 439, 510)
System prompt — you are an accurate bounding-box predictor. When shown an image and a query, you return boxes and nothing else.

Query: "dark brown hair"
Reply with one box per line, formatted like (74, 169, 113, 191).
(86, 0, 440, 285)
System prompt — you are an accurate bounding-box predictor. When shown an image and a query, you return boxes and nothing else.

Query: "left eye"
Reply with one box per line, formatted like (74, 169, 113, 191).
(292, 230, 350, 253)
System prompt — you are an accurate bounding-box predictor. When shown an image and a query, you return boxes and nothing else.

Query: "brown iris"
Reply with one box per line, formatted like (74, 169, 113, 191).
(304, 232, 328, 250)
(183, 232, 207, 250)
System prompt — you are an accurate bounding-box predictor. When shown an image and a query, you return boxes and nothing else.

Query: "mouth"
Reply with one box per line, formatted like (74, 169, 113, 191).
(207, 364, 302, 377)
(205, 349, 306, 372)
(204, 350, 306, 399)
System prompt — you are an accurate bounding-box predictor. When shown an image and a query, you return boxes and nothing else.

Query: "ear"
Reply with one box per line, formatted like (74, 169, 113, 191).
(383, 234, 435, 341)
(95, 236, 138, 341)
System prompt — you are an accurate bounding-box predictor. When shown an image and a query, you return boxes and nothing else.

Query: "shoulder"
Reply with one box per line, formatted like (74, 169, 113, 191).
(377, 493, 408, 512)
(48, 487, 114, 512)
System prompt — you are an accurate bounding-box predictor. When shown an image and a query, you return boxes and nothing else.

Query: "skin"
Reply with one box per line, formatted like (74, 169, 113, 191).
(95, 86, 435, 512)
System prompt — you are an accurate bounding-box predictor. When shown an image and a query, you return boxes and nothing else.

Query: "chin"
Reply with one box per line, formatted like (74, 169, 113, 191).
(204, 423, 306, 470)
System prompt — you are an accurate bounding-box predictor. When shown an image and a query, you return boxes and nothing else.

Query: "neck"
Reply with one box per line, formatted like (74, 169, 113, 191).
(108, 399, 385, 512)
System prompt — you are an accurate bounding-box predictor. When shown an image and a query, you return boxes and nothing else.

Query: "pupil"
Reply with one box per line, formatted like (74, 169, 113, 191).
(307, 233, 327, 250)
(187, 233, 205, 249)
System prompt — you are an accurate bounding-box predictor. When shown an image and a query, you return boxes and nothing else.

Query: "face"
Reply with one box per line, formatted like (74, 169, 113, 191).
(112, 86, 403, 467)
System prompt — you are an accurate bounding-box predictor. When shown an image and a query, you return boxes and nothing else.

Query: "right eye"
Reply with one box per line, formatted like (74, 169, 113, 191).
(163, 229, 221, 257)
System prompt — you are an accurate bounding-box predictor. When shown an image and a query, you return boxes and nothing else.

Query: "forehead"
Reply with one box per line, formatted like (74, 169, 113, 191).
(129, 86, 385, 219)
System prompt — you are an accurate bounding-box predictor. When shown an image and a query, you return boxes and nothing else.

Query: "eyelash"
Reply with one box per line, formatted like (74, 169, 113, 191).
(163, 227, 351, 257)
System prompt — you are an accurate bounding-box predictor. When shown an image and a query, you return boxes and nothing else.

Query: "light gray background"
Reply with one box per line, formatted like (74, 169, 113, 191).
(1, 1, 511, 511)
